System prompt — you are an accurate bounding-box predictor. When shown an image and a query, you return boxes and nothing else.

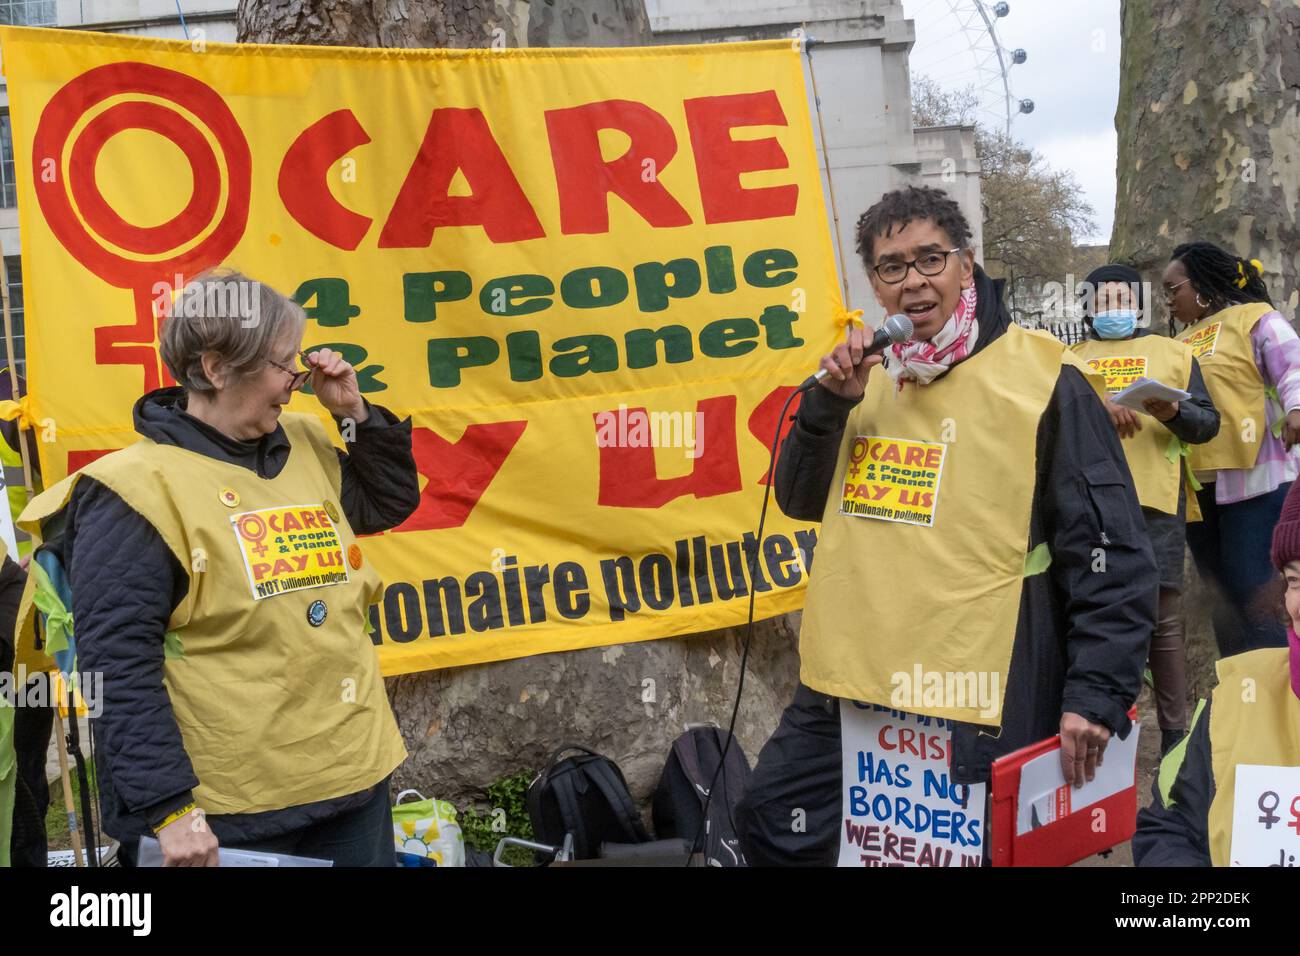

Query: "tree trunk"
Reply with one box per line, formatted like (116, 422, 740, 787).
(234, 0, 802, 812)
(1111, 0, 1300, 315)
(237, 0, 518, 48)
(237, 0, 651, 49)
(1112, 0, 1300, 697)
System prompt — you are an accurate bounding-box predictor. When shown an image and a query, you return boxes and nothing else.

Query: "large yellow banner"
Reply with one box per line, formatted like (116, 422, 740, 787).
(0, 27, 849, 675)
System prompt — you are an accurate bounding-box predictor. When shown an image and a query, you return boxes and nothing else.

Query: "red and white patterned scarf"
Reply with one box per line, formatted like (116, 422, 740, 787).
(884, 285, 979, 389)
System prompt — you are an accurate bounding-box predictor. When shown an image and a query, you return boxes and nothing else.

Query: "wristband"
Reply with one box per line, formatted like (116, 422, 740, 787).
(153, 803, 197, 833)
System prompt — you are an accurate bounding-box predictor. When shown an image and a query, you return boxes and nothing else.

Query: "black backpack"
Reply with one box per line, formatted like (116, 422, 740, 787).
(652, 725, 752, 866)
(527, 744, 651, 860)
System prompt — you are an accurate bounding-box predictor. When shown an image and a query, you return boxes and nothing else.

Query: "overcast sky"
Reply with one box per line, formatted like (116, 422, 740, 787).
(904, 0, 1122, 245)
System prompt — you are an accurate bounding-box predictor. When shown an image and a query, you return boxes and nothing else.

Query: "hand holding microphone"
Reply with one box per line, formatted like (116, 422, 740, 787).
(799, 313, 914, 400)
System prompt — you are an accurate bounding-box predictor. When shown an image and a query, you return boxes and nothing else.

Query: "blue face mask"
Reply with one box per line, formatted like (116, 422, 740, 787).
(1094, 309, 1138, 339)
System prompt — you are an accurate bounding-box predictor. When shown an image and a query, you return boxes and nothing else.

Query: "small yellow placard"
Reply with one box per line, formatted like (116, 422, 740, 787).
(839, 436, 947, 528)
(230, 504, 350, 600)
(1183, 322, 1222, 359)
(1085, 355, 1147, 394)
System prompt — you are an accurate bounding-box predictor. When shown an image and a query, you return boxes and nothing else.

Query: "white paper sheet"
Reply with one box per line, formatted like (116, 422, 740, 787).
(1110, 376, 1192, 413)
(1014, 722, 1140, 836)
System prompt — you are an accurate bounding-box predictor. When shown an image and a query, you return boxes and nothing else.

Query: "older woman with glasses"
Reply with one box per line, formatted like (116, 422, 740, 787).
(19, 270, 420, 866)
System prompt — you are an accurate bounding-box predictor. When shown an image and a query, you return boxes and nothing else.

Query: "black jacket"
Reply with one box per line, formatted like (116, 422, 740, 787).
(1131, 700, 1214, 866)
(775, 267, 1157, 784)
(58, 388, 419, 844)
(0, 555, 25, 678)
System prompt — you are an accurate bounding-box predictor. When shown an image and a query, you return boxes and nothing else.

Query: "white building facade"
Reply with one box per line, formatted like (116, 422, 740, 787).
(646, 0, 982, 322)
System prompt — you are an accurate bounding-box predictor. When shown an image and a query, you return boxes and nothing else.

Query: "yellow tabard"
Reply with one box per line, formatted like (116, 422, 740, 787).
(1178, 302, 1272, 472)
(1072, 335, 1194, 515)
(1207, 647, 1300, 866)
(799, 325, 1067, 726)
(16, 413, 407, 815)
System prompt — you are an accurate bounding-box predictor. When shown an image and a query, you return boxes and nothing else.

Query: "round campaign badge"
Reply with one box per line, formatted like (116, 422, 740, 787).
(219, 488, 240, 508)
(348, 544, 363, 570)
(306, 600, 328, 627)
(323, 500, 340, 523)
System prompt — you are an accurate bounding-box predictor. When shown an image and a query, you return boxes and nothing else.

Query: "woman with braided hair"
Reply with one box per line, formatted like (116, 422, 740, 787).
(1163, 241, 1300, 655)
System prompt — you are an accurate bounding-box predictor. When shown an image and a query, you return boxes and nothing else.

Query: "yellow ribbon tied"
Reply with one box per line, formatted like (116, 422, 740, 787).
(0, 395, 37, 430)
(834, 307, 865, 333)
(1236, 258, 1264, 289)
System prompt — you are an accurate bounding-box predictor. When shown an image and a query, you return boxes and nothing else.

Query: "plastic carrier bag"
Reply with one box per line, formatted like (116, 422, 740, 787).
(392, 789, 465, 866)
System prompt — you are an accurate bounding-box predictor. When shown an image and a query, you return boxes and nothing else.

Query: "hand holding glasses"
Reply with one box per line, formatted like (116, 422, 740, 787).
(268, 350, 316, 391)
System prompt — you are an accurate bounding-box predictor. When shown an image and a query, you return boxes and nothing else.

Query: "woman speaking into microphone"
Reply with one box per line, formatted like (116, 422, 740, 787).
(736, 186, 1156, 866)
(19, 270, 419, 866)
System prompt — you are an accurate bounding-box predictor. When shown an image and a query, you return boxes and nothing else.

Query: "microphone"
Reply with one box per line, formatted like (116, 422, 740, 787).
(797, 313, 914, 392)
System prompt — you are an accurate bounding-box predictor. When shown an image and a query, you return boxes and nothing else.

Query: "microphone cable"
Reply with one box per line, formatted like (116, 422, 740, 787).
(685, 36, 865, 865)
(685, 381, 807, 866)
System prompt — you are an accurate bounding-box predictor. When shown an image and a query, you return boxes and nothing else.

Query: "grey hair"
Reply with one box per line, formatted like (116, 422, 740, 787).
(160, 269, 306, 393)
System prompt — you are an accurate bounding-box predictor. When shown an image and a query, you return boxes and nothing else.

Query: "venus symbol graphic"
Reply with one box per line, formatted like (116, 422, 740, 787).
(32, 61, 251, 392)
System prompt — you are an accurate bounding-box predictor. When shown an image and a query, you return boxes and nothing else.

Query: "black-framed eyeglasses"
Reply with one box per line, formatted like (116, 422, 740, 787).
(268, 350, 313, 391)
(872, 248, 961, 284)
